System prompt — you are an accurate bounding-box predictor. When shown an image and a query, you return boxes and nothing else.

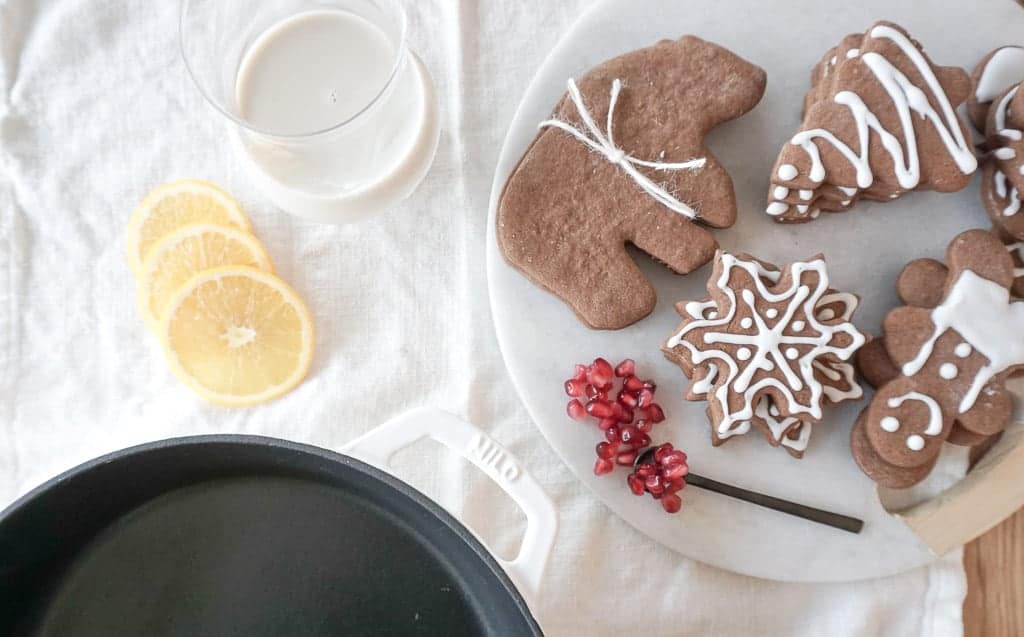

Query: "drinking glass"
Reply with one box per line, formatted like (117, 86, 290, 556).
(180, 0, 440, 223)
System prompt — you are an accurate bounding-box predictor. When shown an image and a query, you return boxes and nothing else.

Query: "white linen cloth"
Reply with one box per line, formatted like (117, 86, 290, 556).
(0, 1, 966, 635)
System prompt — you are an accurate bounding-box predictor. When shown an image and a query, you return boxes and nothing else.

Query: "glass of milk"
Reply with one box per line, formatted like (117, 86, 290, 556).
(180, 0, 440, 223)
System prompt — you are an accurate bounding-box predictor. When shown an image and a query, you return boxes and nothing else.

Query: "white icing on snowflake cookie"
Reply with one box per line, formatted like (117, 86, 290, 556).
(663, 252, 866, 454)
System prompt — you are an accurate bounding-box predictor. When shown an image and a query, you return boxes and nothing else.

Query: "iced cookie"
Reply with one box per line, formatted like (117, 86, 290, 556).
(968, 45, 1024, 131)
(497, 37, 767, 329)
(662, 252, 865, 457)
(765, 21, 977, 223)
(980, 84, 1024, 239)
(851, 230, 1024, 488)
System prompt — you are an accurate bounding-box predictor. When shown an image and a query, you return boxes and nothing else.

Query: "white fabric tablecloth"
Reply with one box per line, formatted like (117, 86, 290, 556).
(0, 1, 966, 635)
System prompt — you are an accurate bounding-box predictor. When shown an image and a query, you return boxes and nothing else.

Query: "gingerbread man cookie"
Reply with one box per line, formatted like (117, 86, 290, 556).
(497, 37, 767, 329)
(663, 252, 865, 457)
(852, 230, 1024, 488)
(765, 21, 977, 223)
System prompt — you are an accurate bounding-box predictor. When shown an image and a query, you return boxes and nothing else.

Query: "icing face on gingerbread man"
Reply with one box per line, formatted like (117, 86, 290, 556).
(663, 252, 865, 457)
(765, 21, 977, 223)
(852, 230, 1024, 488)
(497, 36, 767, 329)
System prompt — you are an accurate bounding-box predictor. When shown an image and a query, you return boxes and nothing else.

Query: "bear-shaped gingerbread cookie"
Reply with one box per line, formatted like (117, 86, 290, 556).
(497, 36, 766, 329)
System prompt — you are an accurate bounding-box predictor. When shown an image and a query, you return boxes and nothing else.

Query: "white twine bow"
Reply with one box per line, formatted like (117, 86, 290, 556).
(539, 78, 706, 219)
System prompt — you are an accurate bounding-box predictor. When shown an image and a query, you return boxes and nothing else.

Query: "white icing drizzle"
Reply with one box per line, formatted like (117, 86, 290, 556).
(540, 78, 706, 219)
(838, 186, 858, 196)
(955, 342, 972, 358)
(993, 171, 1021, 217)
(791, 320, 805, 331)
(990, 87, 1024, 217)
(753, 399, 810, 452)
(939, 362, 958, 379)
(666, 254, 865, 434)
(799, 189, 813, 200)
(740, 317, 753, 329)
(777, 164, 798, 180)
(817, 291, 858, 320)
(880, 416, 900, 432)
(901, 270, 1024, 413)
(817, 309, 835, 320)
(768, 25, 976, 217)
(684, 300, 714, 319)
(975, 46, 1024, 102)
(846, 48, 860, 59)
(773, 186, 790, 199)
(765, 308, 779, 319)
(886, 391, 943, 450)
(906, 435, 925, 451)
(766, 202, 789, 216)
(690, 362, 718, 396)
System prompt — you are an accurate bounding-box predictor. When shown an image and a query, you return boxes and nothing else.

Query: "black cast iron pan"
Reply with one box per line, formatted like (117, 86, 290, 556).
(0, 408, 557, 636)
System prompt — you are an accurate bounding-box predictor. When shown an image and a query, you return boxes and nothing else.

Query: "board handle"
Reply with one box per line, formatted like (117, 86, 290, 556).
(893, 418, 1024, 555)
(341, 407, 557, 603)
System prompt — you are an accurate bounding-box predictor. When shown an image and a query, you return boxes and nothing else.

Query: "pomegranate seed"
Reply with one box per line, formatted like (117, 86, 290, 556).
(596, 441, 617, 460)
(619, 425, 639, 445)
(654, 444, 671, 464)
(584, 384, 607, 400)
(594, 458, 614, 475)
(614, 359, 636, 377)
(597, 417, 617, 431)
(617, 391, 638, 408)
(567, 399, 586, 421)
(586, 399, 613, 419)
(634, 433, 651, 449)
(661, 450, 688, 467)
(587, 358, 614, 389)
(612, 403, 633, 423)
(645, 474, 663, 491)
(627, 474, 645, 495)
(636, 419, 652, 433)
(636, 463, 656, 478)
(662, 463, 688, 480)
(623, 376, 644, 392)
(565, 379, 586, 397)
(637, 388, 655, 408)
(642, 379, 657, 392)
(662, 493, 682, 513)
(573, 364, 588, 382)
(616, 450, 638, 466)
(664, 478, 685, 494)
(645, 403, 666, 423)
(604, 425, 619, 443)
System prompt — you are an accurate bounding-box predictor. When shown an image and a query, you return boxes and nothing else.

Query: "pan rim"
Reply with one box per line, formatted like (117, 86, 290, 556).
(0, 433, 543, 636)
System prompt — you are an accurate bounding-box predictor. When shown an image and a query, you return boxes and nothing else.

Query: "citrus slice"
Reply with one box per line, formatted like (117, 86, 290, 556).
(137, 224, 274, 330)
(127, 180, 251, 273)
(160, 266, 314, 406)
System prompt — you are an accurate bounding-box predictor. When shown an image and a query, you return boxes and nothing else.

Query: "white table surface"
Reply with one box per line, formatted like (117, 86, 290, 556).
(0, 1, 967, 634)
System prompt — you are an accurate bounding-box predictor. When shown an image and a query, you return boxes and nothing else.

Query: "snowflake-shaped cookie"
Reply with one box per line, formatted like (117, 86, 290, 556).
(663, 252, 866, 445)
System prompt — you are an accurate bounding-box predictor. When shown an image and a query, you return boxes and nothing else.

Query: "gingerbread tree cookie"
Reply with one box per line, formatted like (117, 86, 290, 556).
(497, 36, 767, 329)
(980, 83, 1024, 240)
(852, 230, 1024, 488)
(662, 252, 865, 457)
(968, 45, 1024, 131)
(765, 21, 977, 223)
